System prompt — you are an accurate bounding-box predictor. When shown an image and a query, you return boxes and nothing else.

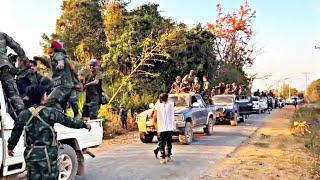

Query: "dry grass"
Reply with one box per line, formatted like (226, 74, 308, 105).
(203, 107, 317, 180)
(292, 105, 320, 177)
(99, 105, 137, 139)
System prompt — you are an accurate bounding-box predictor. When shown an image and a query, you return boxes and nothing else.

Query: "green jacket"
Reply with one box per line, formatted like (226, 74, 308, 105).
(8, 106, 87, 161)
(0, 32, 26, 68)
(38, 52, 74, 88)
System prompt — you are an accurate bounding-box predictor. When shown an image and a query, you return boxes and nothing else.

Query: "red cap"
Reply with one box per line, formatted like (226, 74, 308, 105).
(51, 40, 63, 51)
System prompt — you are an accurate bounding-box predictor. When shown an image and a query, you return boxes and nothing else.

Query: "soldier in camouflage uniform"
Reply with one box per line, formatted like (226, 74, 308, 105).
(15, 57, 39, 108)
(0, 32, 26, 114)
(29, 59, 53, 94)
(82, 59, 103, 119)
(34, 41, 74, 111)
(7, 85, 91, 180)
(201, 81, 212, 105)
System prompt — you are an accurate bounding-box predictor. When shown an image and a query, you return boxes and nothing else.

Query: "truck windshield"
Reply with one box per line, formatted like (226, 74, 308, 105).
(169, 95, 189, 107)
(213, 96, 233, 104)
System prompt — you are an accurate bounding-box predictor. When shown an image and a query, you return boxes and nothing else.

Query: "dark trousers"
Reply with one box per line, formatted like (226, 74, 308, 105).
(121, 118, 127, 129)
(1, 71, 24, 113)
(158, 131, 173, 158)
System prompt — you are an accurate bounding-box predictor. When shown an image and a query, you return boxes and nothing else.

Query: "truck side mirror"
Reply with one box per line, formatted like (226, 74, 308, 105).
(149, 103, 155, 109)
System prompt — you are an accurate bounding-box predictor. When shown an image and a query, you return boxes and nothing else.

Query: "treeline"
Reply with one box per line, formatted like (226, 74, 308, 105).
(42, 0, 255, 112)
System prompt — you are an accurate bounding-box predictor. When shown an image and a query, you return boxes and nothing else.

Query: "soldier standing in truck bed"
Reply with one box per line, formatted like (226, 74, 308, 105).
(0, 32, 26, 115)
(34, 41, 74, 111)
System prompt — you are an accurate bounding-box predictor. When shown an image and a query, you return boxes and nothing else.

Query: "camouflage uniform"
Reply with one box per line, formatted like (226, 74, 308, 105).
(201, 89, 212, 105)
(35, 72, 53, 94)
(0, 32, 25, 113)
(67, 89, 79, 117)
(82, 70, 103, 119)
(36, 52, 74, 111)
(16, 68, 38, 108)
(7, 105, 87, 180)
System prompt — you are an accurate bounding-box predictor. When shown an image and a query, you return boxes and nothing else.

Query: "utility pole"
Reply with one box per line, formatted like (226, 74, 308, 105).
(302, 72, 310, 96)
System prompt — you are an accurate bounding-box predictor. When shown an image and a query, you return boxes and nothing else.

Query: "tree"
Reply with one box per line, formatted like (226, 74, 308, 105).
(281, 84, 298, 99)
(54, 0, 107, 63)
(306, 79, 320, 103)
(208, 2, 256, 70)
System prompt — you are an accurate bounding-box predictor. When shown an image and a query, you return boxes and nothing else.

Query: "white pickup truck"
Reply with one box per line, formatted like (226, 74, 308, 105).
(0, 82, 103, 180)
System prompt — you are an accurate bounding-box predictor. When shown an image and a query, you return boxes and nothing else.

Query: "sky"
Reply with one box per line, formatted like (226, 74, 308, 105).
(1, 0, 320, 91)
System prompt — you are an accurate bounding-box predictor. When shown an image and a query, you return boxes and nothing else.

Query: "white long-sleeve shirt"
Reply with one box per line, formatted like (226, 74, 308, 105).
(154, 100, 175, 132)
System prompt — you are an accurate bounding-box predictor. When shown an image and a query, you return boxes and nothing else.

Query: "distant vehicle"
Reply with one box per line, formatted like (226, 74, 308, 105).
(136, 93, 215, 145)
(259, 96, 269, 112)
(286, 96, 301, 105)
(212, 94, 242, 126)
(251, 96, 263, 114)
(278, 98, 285, 108)
(236, 95, 253, 119)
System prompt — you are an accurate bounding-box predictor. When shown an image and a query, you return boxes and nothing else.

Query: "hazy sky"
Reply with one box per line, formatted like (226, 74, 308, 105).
(1, 0, 320, 91)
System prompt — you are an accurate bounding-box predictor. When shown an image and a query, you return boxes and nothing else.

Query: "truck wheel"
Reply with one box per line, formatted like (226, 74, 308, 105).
(204, 117, 214, 136)
(179, 122, 193, 144)
(58, 144, 78, 180)
(139, 132, 154, 143)
(230, 113, 238, 126)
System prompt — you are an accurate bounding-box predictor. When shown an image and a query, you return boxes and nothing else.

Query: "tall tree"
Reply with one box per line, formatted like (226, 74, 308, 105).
(208, 2, 256, 70)
(55, 0, 107, 63)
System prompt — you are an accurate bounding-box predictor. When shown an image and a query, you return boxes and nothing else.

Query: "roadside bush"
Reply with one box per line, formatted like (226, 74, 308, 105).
(99, 105, 137, 139)
(292, 106, 320, 176)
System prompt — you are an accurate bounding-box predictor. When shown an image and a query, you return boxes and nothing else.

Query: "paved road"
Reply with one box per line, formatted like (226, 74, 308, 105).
(76, 111, 277, 180)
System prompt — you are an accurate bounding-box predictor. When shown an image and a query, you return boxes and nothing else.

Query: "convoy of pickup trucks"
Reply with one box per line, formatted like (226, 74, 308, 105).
(136, 93, 293, 145)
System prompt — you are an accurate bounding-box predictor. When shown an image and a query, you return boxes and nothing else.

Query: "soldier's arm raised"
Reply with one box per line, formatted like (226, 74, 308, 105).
(51, 108, 89, 129)
(34, 56, 51, 68)
(4, 33, 26, 59)
(7, 111, 28, 150)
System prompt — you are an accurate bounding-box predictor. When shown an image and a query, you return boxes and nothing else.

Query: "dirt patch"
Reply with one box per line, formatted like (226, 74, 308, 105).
(202, 107, 317, 180)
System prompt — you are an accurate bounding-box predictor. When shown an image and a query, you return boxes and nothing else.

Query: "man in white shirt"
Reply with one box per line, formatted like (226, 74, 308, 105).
(152, 93, 175, 164)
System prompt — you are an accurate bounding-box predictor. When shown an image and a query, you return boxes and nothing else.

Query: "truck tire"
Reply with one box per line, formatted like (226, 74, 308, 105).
(58, 144, 78, 180)
(204, 117, 214, 136)
(139, 132, 154, 143)
(230, 113, 238, 126)
(179, 122, 193, 145)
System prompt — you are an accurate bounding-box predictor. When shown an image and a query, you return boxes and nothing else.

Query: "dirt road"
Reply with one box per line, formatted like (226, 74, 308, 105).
(76, 110, 276, 180)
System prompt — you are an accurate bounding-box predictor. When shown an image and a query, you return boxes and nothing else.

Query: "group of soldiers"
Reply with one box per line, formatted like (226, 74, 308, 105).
(169, 70, 243, 104)
(0, 32, 105, 179)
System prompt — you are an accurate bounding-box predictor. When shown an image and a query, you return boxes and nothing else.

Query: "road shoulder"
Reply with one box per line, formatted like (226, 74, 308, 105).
(202, 107, 316, 179)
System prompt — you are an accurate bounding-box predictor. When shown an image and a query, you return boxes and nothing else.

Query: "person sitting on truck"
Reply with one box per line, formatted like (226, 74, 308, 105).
(7, 84, 91, 180)
(183, 70, 196, 85)
(152, 93, 175, 164)
(191, 77, 201, 93)
(169, 76, 182, 94)
(180, 77, 191, 93)
(0, 32, 27, 116)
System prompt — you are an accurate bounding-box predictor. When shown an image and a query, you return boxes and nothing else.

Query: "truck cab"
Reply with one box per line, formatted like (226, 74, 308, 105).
(0, 82, 103, 180)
